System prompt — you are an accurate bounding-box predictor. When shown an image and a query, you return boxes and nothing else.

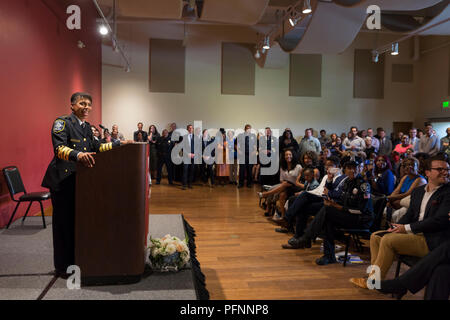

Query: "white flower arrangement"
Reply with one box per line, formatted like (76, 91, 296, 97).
(146, 234, 190, 272)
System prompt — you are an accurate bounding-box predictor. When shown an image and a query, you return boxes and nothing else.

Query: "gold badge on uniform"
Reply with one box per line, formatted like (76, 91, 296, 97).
(53, 119, 65, 133)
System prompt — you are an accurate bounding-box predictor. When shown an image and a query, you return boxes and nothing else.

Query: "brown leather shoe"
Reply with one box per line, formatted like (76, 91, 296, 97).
(349, 277, 368, 289)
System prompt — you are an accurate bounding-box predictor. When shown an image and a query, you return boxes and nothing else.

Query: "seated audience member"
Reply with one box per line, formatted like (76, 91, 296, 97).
(364, 137, 377, 160)
(340, 132, 348, 142)
(409, 128, 420, 153)
(319, 129, 330, 147)
(359, 130, 367, 140)
(392, 135, 413, 164)
(378, 237, 450, 300)
(156, 129, 173, 185)
(350, 154, 450, 288)
(133, 122, 148, 142)
(299, 128, 321, 157)
(101, 130, 112, 143)
(365, 155, 395, 196)
(387, 157, 426, 210)
(414, 152, 430, 177)
(302, 167, 320, 192)
(440, 127, 450, 157)
(281, 156, 346, 248)
(301, 160, 373, 265)
(257, 149, 302, 219)
(419, 124, 440, 156)
(91, 125, 101, 142)
(367, 128, 380, 153)
(298, 151, 321, 184)
(326, 133, 342, 157)
(318, 148, 331, 178)
(279, 129, 299, 156)
(343, 126, 366, 153)
(378, 129, 392, 157)
(111, 124, 125, 141)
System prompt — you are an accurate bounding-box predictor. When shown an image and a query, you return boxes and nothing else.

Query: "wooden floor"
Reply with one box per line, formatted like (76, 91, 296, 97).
(149, 182, 423, 300)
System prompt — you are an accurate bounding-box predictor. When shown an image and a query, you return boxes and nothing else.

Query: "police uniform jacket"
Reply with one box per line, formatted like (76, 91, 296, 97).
(42, 113, 120, 191)
(334, 175, 374, 220)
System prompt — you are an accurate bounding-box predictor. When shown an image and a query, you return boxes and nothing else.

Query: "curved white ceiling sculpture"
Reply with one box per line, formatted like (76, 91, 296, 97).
(199, 0, 271, 25)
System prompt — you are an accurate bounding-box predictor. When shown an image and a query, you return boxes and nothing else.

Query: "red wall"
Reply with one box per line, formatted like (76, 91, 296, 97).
(0, 0, 102, 227)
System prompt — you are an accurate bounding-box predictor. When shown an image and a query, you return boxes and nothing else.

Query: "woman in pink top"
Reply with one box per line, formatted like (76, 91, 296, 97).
(392, 135, 413, 163)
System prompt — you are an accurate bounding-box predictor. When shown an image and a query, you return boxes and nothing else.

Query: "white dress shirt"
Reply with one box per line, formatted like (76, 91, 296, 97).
(405, 184, 441, 233)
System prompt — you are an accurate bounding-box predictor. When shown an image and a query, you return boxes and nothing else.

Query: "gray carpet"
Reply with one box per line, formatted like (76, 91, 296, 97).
(0, 215, 198, 300)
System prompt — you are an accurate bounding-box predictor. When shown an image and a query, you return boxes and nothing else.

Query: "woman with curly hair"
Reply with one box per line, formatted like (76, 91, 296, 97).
(365, 155, 395, 196)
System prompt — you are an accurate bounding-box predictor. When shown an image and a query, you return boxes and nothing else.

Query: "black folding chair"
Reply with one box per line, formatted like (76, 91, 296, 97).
(393, 255, 421, 299)
(2, 166, 50, 229)
(339, 195, 388, 266)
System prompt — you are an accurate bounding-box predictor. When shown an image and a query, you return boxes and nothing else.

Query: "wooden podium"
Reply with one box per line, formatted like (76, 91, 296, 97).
(75, 143, 149, 286)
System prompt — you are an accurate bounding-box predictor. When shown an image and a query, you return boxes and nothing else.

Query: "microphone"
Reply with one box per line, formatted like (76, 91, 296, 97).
(99, 124, 109, 134)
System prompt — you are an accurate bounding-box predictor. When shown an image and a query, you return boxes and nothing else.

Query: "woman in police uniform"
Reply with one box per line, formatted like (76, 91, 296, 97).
(42, 92, 127, 276)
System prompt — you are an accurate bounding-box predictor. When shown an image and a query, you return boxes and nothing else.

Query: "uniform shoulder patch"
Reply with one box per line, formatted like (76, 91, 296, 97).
(53, 119, 66, 133)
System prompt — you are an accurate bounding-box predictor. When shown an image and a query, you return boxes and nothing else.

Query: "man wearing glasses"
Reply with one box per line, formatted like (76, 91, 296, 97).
(351, 153, 450, 289)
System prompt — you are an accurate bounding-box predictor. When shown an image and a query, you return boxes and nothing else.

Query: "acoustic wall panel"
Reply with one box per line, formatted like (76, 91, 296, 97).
(392, 64, 414, 83)
(289, 54, 322, 97)
(149, 39, 185, 93)
(221, 42, 255, 95)
(353, 49, 384, 99)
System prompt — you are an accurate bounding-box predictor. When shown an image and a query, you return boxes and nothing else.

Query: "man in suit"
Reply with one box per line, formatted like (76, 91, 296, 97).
(378, 128, 393, 156)
(237, 124, 257, 188)
(378, 236, 450, 300)
(133, 122, 148, 142)
(182, 124, 196, 189)
(350, 153, 450, 288)
(259, 127, 278, 186)
(41, 92, 129, 277)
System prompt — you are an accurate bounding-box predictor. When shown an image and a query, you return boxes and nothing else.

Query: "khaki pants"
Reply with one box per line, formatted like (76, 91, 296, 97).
(370, 230, 429, 279)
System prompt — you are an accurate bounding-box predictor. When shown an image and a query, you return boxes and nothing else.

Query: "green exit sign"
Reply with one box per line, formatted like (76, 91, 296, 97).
(444, 101, 449, 108)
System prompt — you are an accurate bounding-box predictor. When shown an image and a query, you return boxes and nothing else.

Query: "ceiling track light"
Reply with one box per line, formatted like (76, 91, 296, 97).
(99, 24, 109, 36)
(255, 49, 261, 59)
(302, 0, 312, 14)
(263, 36, 270, 50)
(391, 42, 399, 55)
(372, 51, 379, 63)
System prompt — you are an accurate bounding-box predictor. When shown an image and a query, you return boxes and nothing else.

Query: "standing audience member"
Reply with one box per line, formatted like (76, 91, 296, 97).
(227, 130, 238, 185)
(279, 129, 299, 156)
(215, 129, 230, 186)
(299, 128, 321, 158)
(367, 128, 380, 153)
(440, 127, 450, 157)
(238, 124, 257, 188)
(156, 129, 173, 185)
(148, 125, 160, 181)
(182, 124, 196, 190)
(409, 128, 420, 153)
(201, 129, 216, 187)
(378, 129, 392, 157)
(343, 126, 366, 152)
(111, 124, 125, 141)
(419, 124, 440, 156)
(319, 129, 330, 147)
(133, 122, 148, 142)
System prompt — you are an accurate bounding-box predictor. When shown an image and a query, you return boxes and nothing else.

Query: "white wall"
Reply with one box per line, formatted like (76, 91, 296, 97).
(416, 35, 450, 128)
(101, 22, 439, 140)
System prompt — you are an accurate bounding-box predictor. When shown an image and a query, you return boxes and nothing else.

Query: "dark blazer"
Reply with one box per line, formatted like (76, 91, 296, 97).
(399, 183, 450, 251)
(133, 130, 148, 142)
